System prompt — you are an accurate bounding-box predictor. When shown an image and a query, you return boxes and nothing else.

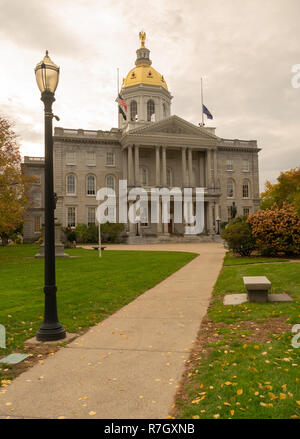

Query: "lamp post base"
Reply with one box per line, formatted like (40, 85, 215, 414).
(36, 322, 66, 341)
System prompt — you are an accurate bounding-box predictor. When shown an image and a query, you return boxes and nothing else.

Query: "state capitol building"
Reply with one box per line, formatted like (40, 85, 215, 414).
(23, 32, 260, 243)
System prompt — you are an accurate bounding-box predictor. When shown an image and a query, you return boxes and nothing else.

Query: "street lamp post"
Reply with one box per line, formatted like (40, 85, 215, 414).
(35, 51, 66, 341)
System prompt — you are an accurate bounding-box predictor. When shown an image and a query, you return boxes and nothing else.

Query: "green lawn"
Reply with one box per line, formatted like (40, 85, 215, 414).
(0, 244, 197, 381)
(223, 253, 289, 266)
(175, 253, 300, 419)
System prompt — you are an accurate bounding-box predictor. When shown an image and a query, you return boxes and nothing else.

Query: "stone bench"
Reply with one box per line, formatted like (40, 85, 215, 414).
(243, 276, 271, 303)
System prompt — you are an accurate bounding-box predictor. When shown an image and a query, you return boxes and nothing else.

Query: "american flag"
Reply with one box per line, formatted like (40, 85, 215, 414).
(115, 93, 127, 112)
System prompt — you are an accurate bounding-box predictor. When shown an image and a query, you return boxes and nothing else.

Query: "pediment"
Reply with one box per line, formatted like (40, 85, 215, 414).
(126, 115, 219, 140)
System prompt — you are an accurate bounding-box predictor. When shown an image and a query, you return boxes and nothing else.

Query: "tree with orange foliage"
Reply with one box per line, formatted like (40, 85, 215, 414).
(0, 116, 34, 245)
(260, 168, 300, 215)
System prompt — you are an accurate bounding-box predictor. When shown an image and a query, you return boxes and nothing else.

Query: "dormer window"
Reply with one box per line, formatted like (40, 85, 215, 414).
(131, 72, 136, 79)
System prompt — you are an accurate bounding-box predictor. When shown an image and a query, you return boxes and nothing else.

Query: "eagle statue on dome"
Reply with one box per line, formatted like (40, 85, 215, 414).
(139, 31, 146, 48)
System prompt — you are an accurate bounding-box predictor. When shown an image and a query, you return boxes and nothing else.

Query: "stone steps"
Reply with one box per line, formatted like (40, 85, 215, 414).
(125, 234, 223, 244)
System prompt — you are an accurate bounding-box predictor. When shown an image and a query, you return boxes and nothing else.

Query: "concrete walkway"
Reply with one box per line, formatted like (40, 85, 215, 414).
(0, 243, 225, 419)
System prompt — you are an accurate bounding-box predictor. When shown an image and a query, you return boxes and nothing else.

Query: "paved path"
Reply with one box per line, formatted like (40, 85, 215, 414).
(0, 243, 225, 419)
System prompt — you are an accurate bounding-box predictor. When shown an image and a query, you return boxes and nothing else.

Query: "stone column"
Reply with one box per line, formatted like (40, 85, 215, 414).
(206, 149, 211, 188)
(127, 145, 133, 186)
(181, 147, 187, 187)
(162, 198, 169, 234)
(207, 202, 214, 234)
(122, 149, 128, 181)
(155, 146, 160, 186)
(199, 152, 205, 187)
(162, 146, 167, 187)
(128, 201, 136, 235)
(157, 199, 162, 234)
(188, 148, 193, 187)
(214, 149, 217, 180)
(134, 145, 140, 186)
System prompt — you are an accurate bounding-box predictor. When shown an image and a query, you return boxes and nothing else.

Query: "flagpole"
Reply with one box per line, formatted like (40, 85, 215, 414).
(201, 77, 204, 126)
(98, 215, 101, 258)
(117, 67, 119, 94)
(117, 68, 119, 127)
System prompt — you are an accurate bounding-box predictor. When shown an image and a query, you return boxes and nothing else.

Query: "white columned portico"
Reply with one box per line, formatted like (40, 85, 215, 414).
(155, 146, 160, 186)
(162, 146, 167, 187)
(188, 148, 193, 187)
(134, 145, 140, 186)
(181, 147, 187, 187)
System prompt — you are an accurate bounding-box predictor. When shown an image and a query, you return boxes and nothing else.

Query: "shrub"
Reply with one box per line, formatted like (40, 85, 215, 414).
(101, 223, 125, 243)
(247, 203, 300, 256)
(86, 224, 98, 243)
(75, 223, 89, 243)
(36, 236, 43, 246)
(220, 221, 228, 231)
(62, 227, 76, 243)
(221, 216, 256, 256)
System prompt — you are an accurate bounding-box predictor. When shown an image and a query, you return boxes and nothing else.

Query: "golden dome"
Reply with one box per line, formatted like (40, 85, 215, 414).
(122, 65, 168, 90)
(121, 32, 168, 91)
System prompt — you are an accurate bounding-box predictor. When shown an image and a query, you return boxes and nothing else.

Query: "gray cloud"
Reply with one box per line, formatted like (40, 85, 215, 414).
(1, 0, 299, 191)
(0, 0, 91, 56)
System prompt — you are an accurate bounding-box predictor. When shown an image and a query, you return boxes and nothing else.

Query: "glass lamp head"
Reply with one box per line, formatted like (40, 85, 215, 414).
(35, 50, 59, 93)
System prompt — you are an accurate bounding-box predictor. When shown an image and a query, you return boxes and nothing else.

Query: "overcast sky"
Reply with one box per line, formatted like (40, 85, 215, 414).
(1, 0, 299, 191)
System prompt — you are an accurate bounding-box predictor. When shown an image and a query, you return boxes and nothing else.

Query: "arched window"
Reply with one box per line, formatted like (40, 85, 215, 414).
(130, 100, 138, 121)
(86, 175, 95, 195)
(106, 175, 115, 190)
(147, 99, 155, 121)
(66, 174, 76, 195)
(166, 168, 172, 187)
(139, 167, 148, 186)
(242, 179, 250, 198)
(227, 179, 234, 198)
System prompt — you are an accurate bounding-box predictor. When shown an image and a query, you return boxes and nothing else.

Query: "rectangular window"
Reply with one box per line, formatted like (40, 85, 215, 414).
(242, 182, 249, 198)
(88, 207, 96, 225)
(66, 175, 76, 195)
(34, 216, 41, 233)
(106, 152, 115, 166)
(243, 160, 249, 172)
(226, 160, 233, 171)
(243, 207, 250, 216)
(227, 206, 232, 221)
(67, 207, 76, 227)
(66, 151, 76, 165)
(87, 151, 96, 166)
